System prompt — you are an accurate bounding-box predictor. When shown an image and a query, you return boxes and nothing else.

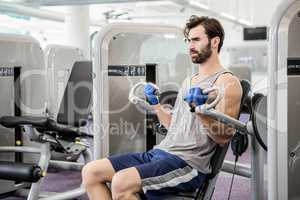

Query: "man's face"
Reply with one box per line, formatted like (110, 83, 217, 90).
(187, 25, 212, 64)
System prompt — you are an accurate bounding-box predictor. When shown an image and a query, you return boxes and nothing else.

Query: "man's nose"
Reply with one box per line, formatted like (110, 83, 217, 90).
(190, 46, 197, 52)
(189, 42, 198, 50)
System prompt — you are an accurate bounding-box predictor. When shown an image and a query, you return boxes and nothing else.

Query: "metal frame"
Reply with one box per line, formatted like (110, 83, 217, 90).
(268, 0, 300, 199)
(0, 126, 92, 200)
(0, 34, 92, 199)
(92, 22, 184, 159)
(92, 22, 272, 200)
(44, 44, 84, 119)
(196, 96, 265, 200)
(0, 33, 46, 196)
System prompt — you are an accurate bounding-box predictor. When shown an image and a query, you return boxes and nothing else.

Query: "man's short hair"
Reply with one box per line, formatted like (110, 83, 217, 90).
(184, 15, 225, 53)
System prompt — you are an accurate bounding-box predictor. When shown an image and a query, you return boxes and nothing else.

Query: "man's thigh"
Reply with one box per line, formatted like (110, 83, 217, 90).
(136, 155, 207, 199)
(107, 151, 151, 173)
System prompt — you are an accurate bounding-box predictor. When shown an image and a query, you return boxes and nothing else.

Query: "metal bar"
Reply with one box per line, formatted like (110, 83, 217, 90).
(0, 146, 41, 153)
(13, 188, 30, 198)
(14, 189, 61, 198)
(201, 175, 218, 200)
(39, 186, 85, 200)
(23, 126, 42, 142)
(250, 135, 265, 200)
(200, 109, 249, 134)
(14, 182, 31, 190)
(82, 148, 93, 164)
(48, 160, 84, 171)
(267, 1, 298, 200)
(14, 66, 22, 162)
(221, 160, 252, 178)
(27, 142, 51, 200)
(15, 185, 86, 200)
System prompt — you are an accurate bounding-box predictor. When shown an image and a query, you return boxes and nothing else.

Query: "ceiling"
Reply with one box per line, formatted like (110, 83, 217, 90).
(2, 0, 163, 6)
(43, 1, 184, 22)
(0, 0, 282, 27)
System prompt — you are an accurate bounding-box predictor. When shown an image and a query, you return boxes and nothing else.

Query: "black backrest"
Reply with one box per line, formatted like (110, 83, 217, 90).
(208, 79, 251, 179)
(239, 80, 252, 114)
(57, 61, 93, 126)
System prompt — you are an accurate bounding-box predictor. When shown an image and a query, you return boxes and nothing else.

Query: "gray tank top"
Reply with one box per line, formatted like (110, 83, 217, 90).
(155, 68, 232, 174)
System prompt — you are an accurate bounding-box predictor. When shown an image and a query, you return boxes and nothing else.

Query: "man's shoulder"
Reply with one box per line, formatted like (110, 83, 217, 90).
(215, 72, 240, 87)
(214, 72, 242, 98)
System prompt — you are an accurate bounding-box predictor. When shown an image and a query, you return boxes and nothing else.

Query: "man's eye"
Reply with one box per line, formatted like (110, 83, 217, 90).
(184, 38, 190, 43)
(184, 38, 201, 43)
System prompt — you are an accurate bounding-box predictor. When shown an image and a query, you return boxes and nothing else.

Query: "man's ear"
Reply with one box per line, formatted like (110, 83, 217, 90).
(211, 37, 220, 50)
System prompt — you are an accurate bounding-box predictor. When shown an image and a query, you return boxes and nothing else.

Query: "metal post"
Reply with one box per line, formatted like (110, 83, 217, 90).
(250, 135, 265, 200)
(222, 160, 252, 178)
(27, 142, 51, 200)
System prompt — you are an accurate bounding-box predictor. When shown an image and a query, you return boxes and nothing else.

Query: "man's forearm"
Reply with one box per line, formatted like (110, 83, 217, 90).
(153, 104, 172, 129)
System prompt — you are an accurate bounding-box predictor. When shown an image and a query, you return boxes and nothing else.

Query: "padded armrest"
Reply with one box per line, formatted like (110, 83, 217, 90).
(0, 116, 48, 128)
(0, 116, 91, 138)
(239, 80, 252, 114)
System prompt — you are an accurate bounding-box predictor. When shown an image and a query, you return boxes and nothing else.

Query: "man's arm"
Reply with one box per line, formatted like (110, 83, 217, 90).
(153, 104, 172, 129)
(144, 82, 173, 129)
(197, 74, 242, 145)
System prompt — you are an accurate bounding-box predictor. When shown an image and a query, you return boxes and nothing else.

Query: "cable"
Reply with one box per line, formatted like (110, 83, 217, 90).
(226, 156, 238, 200)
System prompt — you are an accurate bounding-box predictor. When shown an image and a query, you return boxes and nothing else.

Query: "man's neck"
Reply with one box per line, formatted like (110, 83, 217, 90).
(198, 53, 222, 76)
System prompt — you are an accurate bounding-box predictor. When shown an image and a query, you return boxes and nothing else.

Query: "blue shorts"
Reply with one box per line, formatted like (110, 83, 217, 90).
(108, 148, 207, 199)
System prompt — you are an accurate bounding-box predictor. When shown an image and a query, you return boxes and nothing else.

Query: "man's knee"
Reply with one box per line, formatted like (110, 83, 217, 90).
(81, 162, 102, 186)
(111, 172, 126, 198)
(81, 158, 114, 186)
(111, 172, 134, 200)
(111, 168, 141, 200)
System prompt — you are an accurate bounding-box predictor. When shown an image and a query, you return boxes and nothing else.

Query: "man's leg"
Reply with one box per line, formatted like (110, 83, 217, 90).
(132, 149, 207, 199)
(111, 167, 142, 200)
(82, 151, 152, 199)
(82, 158, 115, 200)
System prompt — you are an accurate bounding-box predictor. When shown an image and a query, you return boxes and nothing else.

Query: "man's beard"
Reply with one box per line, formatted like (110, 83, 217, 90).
(190, 41, 212, 64)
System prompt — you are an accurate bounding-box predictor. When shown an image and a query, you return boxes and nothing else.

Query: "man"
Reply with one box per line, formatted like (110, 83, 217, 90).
(82, 15, 242, 200)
